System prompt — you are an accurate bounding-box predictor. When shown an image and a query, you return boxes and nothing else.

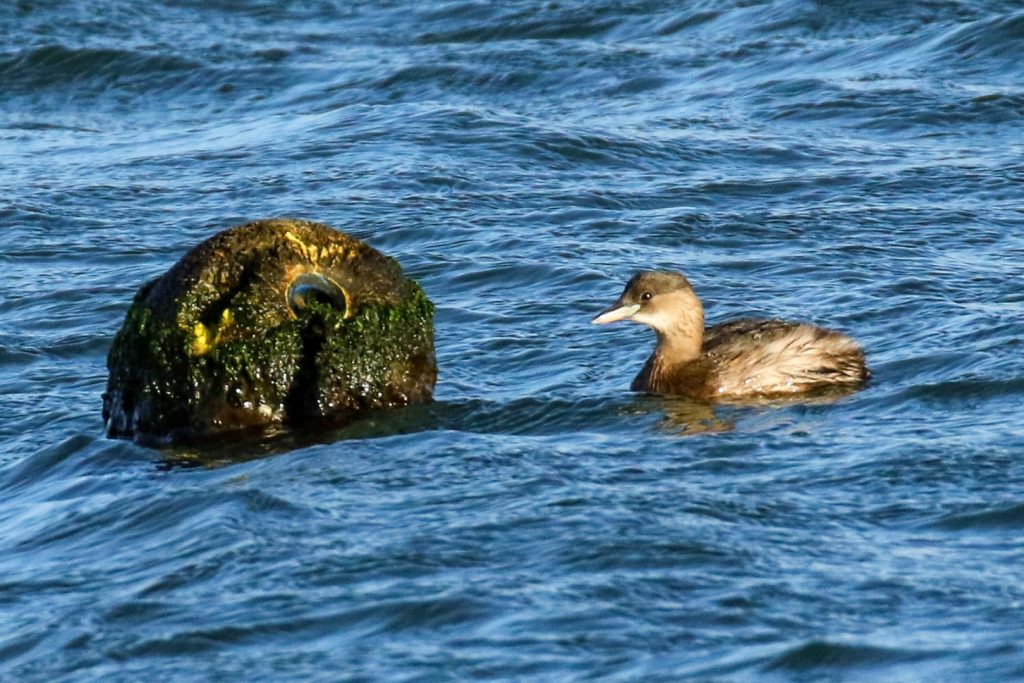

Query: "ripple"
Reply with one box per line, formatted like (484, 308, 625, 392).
(0, 44, 202, 93)
(416, 6, 619, 44)
(897, 376, 1024, 405)
(934, 502, 1024, 531)
(118, 595, 493, 658)
(0, 434, 94, 493)
(764, 640, 946, 672)
(935, 9, 1024, 64)
(563, 538, 739, 572)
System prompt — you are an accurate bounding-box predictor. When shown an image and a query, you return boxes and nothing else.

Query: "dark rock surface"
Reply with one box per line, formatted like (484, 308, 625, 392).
(103, 218, 436, 443)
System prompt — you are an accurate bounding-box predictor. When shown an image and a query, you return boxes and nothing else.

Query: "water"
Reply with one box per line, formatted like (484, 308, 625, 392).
(3, 0, 1024, 679)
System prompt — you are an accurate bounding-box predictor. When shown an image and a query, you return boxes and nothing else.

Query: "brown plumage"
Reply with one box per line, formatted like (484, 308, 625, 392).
(592, 271, 869, 401)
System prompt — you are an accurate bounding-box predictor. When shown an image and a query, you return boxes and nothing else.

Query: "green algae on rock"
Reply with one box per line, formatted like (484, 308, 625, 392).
(103, 218, 437, 443)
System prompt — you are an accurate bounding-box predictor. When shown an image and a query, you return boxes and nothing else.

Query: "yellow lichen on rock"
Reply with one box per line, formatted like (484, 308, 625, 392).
(192, 322, 211, 356)
(189, 308, 234, 356)
(283, 231, 316, 264)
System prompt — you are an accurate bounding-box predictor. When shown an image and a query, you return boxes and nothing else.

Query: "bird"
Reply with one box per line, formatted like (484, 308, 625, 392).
(592, 270, 868, 401)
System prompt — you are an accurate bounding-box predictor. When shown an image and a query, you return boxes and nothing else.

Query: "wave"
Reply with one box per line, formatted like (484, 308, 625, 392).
(896, 376, 1024, 405)
(933, 9, 1024, 64)
(765, 639, 946, 672)
(934, 501, 1024, 531)
(415, 3, 622, 44)
(0, 44, 202, 94)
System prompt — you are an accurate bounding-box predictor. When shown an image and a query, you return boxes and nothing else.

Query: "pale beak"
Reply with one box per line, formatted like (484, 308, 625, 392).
(591, 302, 640, 325)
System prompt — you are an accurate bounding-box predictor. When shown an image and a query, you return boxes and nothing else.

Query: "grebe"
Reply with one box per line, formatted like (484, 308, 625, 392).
(592, 271, 868, 400)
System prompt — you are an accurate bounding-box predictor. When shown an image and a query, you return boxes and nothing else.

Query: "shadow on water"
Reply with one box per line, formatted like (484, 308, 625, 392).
(156, 385, 865, 468)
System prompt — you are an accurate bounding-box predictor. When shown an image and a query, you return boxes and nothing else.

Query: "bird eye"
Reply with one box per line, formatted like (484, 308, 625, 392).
(640, 291, 652, 302)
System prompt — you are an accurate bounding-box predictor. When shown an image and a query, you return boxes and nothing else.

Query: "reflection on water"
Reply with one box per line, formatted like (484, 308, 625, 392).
(639, 383, 865, 436)
(160, 404, 439, 468)
(652, 398, 733, 435)
(162, 385, 867, 467)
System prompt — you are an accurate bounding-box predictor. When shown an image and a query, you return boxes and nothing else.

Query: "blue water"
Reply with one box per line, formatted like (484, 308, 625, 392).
(3, 0, 1024, 679)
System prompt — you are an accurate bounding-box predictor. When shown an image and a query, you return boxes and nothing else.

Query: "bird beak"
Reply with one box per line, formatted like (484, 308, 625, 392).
(591, 301, 641, 325)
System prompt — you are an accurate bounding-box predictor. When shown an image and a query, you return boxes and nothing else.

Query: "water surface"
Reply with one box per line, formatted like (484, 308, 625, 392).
(3, 0, 1024, 680)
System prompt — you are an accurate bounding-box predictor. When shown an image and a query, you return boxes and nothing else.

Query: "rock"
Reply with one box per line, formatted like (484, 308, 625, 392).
(103, 218, 437, 443)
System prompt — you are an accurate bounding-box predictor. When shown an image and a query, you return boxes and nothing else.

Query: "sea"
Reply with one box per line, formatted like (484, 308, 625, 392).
(2, 0, 1024, 680)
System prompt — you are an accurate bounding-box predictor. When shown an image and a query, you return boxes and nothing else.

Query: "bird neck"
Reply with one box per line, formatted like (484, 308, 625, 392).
(652, 295, 704, 367)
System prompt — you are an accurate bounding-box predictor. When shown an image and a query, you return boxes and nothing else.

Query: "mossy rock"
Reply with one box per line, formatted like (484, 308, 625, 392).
(103, 218, 437, 443)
